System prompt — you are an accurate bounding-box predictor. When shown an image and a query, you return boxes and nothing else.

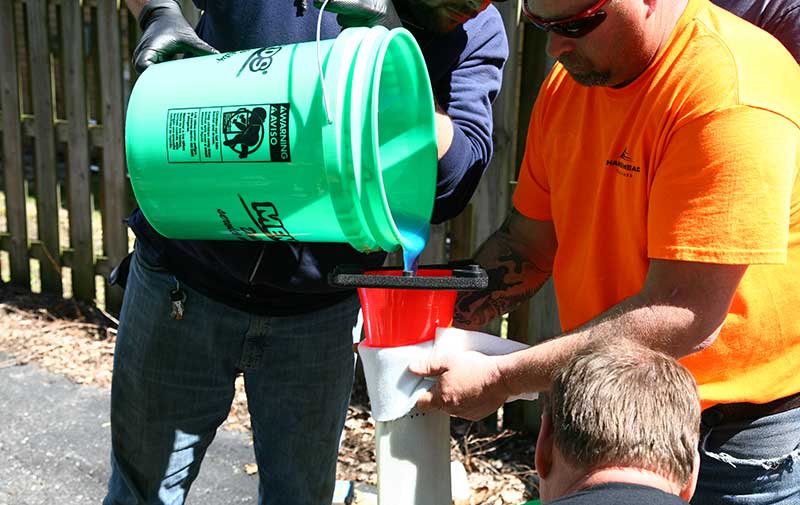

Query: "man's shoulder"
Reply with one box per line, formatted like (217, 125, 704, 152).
(712, 0, 800, 61)
(685, 2, 800, 118)
(711, 0, 800, 38)
(548, 483, 689, 505)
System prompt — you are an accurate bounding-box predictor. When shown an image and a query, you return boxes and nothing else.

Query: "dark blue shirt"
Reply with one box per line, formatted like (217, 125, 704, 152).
(130, 0, 508, 315)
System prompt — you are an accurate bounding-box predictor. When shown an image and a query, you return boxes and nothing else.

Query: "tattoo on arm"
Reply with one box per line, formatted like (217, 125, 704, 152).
(454, 248, 551, 329)
(500, 252, 528, 275)
(453, 209, 555, 329)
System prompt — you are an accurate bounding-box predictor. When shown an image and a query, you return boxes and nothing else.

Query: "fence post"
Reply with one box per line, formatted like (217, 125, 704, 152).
(61, 0, 95, 303)
(521, 279, 561, 431)
(26, 0, 62, 294)
(512, 25, 555, 432)
(98, 0, 130, 314)
(448, 205, 473, 262)
(419, 223, 447, 265)
(486, 0, 532, 431)
(447, 204, 504, 432)
(0, 0, 30, 287)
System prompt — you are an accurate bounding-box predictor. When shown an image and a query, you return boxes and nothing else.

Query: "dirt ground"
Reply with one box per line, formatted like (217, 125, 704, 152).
(0, 283, 539, 504)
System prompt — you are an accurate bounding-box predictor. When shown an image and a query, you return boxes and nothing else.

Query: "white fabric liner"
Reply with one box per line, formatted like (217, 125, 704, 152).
(359, 327, 539, 422)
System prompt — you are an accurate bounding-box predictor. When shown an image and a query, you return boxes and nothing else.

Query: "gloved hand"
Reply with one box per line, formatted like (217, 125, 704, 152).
(313, 0, 402, 29)
(133, 0, 218, 74)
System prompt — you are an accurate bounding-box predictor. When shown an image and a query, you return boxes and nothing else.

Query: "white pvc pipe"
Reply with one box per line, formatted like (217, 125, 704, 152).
(375, 408, 452, 505)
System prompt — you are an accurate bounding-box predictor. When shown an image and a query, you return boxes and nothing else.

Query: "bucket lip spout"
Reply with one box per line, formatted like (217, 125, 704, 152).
(361, 27, 437, 254)
(329, 263, 488, 290)
(322, 26, 436, 255)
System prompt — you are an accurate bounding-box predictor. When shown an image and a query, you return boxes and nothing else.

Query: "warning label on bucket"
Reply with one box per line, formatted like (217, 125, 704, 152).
(166, 103, 291, 163)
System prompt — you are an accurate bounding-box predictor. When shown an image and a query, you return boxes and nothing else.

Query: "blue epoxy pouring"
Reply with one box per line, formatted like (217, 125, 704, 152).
(401, 226, 428, 274)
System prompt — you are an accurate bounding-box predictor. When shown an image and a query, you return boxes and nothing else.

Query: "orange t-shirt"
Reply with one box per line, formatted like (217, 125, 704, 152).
(513, 0, 800, 408)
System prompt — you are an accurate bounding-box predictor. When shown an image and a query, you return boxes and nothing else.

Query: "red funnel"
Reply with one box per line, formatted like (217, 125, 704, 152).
(359, 269, 457, 348)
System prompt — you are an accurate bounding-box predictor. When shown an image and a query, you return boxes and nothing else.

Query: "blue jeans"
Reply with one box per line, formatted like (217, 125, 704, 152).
(692, 406, 800, 504)
(104, 247, 361, 505)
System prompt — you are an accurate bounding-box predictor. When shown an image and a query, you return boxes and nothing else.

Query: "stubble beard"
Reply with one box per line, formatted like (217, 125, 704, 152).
(559, 55, 611, 86)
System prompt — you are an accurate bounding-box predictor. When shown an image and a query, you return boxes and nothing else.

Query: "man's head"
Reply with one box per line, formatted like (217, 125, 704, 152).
(535, 341, 701, 503)
(523, 0, 687, 86)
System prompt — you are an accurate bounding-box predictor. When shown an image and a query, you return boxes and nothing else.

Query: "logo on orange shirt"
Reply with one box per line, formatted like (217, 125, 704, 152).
(606, 147, 641, 178)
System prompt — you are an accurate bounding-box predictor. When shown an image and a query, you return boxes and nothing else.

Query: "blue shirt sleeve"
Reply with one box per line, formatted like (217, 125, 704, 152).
(423, 6, 509, 223)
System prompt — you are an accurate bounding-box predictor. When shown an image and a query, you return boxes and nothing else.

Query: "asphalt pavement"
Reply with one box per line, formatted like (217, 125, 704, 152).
(0, 352, 259, 504)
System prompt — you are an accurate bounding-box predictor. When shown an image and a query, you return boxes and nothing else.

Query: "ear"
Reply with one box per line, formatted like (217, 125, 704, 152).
(679, 449, 700, 501)
(535, 411, 554, 479)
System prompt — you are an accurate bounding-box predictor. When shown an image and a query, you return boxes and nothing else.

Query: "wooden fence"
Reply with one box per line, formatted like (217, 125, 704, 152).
(0, 0, 559, 429)
(0, 0, 137, 313)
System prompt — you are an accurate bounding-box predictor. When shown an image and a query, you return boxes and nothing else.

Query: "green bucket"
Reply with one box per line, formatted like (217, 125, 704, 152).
(125, 26, 437, 254)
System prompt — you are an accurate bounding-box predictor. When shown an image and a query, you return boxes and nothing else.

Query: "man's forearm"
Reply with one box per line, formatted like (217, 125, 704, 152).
(496, 293, 723, 394)
(454, 210, 555, 330)
(425, 246, 745, 419)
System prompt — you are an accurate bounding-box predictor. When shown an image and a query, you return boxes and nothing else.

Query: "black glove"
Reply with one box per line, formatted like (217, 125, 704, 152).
(314, 0, 402, 29)
(133, 0, 218, 74)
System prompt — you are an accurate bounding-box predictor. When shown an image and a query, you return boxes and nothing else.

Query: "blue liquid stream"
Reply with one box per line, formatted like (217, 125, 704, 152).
(400, 224, 429, 274)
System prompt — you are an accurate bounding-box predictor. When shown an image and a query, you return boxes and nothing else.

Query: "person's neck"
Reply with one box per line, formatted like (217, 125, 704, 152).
(567, 466, 683, 496)
(650, 0, 690, 62)
(611, 0, 690, 88)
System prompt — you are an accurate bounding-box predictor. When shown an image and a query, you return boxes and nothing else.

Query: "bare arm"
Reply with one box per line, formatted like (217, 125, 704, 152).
(434, 101, 454, 159)
(414, 256, 746, 419)
(497, 259, 747, 395)
(455, 209, 557, 329)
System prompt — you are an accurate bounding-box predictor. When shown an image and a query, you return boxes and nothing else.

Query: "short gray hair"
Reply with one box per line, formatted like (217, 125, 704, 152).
(546, 341, 700, 486)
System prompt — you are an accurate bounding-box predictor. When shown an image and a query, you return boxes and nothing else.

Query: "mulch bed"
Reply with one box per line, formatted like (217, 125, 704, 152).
(0, 283, 539, 504)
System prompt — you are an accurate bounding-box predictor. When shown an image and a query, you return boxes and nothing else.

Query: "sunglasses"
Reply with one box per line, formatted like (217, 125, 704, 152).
(522, 0, 611, 38)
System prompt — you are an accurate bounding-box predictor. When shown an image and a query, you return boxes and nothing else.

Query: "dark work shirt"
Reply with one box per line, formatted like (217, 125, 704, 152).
(547, 483, 690, 505)
(129, 0, 508, 315)
(712, 0, 800, 61)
